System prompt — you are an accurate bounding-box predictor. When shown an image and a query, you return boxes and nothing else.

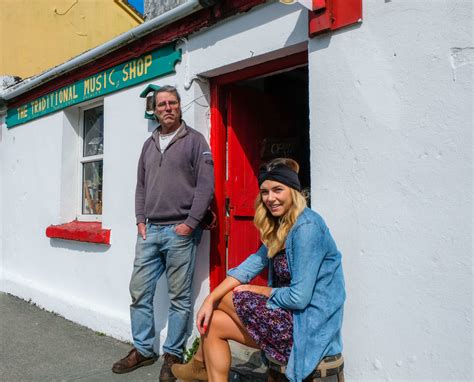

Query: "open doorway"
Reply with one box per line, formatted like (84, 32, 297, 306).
(209, 52, 310, 288)
(237, 67, 310, 190)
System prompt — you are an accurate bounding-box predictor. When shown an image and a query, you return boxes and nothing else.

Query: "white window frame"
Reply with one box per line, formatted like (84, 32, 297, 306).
(77, 101, 104, 222)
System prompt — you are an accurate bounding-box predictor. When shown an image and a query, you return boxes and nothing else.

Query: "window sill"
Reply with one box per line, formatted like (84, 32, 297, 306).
(46, 220, 111, 245)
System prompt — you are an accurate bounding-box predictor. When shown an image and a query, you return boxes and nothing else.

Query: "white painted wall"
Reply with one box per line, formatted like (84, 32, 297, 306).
(0, 110, 132, 337)
(185, 1, 308, 78)
(0, 78, 214, 350)
(309, 0, 472, 380)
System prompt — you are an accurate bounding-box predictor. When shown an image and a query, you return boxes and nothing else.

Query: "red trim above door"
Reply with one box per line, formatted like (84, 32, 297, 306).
(213, 51, 308, 86)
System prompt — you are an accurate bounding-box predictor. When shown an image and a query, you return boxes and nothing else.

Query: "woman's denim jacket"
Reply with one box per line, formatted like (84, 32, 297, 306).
(227, 208, 345, 382)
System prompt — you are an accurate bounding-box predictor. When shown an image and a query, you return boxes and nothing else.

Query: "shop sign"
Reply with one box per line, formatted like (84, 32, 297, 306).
(260, 138, 298, 159)
(7, 44, 181, 128)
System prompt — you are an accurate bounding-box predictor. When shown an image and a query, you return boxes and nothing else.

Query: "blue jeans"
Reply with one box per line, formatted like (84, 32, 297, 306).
(129, 223, 202, 358)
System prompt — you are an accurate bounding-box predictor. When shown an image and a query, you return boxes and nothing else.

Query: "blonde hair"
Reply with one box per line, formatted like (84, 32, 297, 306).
(254, 158, 307, 258)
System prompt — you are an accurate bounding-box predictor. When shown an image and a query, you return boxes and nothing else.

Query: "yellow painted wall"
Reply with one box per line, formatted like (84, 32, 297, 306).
(0, 0, 143, 79)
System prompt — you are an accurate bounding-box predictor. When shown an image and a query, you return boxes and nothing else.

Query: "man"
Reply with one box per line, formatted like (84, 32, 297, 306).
(112, 85, 214, 381)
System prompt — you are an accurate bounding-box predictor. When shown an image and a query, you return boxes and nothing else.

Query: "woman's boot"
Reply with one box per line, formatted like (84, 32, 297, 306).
(171, 356, 208, 381)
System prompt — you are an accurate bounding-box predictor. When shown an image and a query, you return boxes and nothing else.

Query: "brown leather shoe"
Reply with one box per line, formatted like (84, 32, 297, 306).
(160, 353, 182, 381)
(112, 348, 157, 374)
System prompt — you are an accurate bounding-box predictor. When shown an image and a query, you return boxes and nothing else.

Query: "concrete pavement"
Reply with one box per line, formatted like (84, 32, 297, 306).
(0, 292, 266, 382)
(0, 292, 163, 381)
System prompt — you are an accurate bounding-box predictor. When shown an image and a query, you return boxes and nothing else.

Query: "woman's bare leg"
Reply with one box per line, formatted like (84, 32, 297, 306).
(202, 309, 258, 382)
(215, 291, 250, 328)
(182, 291, 258, 381)
(200, 291, 258, 381)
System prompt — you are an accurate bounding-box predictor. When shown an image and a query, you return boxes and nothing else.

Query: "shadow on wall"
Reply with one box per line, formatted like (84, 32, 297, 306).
(49, 239, 110, 253)
(309, 21, 363, 54)
(148, 117, 158, 133)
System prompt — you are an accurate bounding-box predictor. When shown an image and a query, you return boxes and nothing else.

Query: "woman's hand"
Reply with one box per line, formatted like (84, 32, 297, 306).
(196, 297, 214, 335)
(195, 276, 242, 334)
(233, 284, 272, 298)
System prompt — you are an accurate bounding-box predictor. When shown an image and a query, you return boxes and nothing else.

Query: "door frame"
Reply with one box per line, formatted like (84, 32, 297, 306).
(209, 51, 308, 290)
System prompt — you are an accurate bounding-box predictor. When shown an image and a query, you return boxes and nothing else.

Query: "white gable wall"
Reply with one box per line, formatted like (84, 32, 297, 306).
(309, 0, 472, 380)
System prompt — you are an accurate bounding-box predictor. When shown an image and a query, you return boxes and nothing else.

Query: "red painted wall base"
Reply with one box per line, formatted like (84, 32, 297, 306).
(46, 221, 111, 245)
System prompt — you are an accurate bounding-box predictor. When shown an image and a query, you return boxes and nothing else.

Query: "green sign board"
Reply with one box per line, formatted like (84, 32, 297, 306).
(7, 44, 181, 128)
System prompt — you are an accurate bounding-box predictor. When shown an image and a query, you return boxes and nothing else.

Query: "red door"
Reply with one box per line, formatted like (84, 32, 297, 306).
(226, 86, 266, 284)
(209, 51, 308, 289)
(225, 85, 298, 284)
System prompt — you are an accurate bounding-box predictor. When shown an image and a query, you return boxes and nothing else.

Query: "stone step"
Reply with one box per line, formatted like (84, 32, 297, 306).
(228, 342, 341, 382)
(229, 342, 267, 381)
(230, 363, 266, 382)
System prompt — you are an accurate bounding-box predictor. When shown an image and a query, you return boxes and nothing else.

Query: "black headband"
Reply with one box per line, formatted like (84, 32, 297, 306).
(258, 163, 301, 191)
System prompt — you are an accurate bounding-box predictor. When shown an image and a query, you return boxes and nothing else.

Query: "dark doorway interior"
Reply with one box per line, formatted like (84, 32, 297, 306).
(234, 66, 310, 196)
(209, 57, 310, 289)
(223, 66, 311, 284)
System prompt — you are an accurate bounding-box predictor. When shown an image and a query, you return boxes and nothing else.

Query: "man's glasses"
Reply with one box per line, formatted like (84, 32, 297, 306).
(156, 100, 179, 109)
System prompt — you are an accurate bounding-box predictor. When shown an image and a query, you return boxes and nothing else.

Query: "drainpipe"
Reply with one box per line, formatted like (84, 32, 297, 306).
(1, 0, 218, 102)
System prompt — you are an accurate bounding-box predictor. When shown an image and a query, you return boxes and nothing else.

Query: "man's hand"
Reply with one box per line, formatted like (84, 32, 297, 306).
(137, 223, 147, 240)
(175, 223, 193, 236)
(233, 284, 272, 298)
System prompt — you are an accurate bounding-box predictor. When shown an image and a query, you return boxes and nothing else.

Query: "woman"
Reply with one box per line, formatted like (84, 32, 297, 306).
(172, 158, 345, 382)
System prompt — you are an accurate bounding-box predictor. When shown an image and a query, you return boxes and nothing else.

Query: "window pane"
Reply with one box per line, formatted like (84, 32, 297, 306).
(83, 106, 104, 157)
(82, 161, 103, 215)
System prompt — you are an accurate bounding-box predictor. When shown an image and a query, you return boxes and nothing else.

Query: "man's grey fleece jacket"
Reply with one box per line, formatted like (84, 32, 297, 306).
(135, 121, 214, 229)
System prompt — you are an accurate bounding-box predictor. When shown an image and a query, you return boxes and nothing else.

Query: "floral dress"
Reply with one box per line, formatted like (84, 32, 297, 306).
(233, 249, 293, 364)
